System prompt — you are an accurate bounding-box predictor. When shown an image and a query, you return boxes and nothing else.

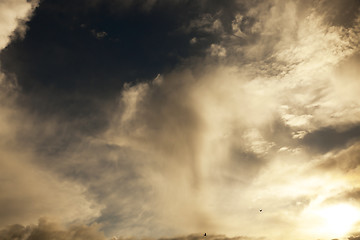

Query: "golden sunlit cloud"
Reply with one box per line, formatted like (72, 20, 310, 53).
(318, 204, 360, 237)
(302, 203, 360, 239)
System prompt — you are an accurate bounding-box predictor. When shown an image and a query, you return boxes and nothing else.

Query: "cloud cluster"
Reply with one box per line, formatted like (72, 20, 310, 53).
(0, 0, 360, 240)
(0, 221, 264, 240)
(101, 1, 360, 238)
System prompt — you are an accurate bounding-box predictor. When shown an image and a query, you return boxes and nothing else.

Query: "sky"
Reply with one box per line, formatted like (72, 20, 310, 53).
(0, 0, 360, 240)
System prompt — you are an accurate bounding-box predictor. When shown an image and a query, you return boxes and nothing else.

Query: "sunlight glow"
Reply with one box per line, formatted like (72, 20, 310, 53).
(316, 204, 360, 237)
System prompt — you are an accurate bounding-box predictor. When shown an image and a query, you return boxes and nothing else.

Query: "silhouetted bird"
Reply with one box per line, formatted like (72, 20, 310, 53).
(259, 209, 262, 212)
(204, 233, 206, 237)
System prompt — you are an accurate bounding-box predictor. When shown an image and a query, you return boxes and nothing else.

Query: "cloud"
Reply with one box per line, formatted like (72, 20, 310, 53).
(0, 0, 360, 240)
(301, 125, 360, 153)
(209, 44, 226, 57)
(100, 65, 283, 236)
(101, 2, 360, 238)
(91, 29, 108, 39)
(0, 0, 39, 50)
(314, 0, 360, 27)
(184, 14, 224, 34)
(231, 14, 247, 39)
(0, 0, 102, 231)
(314, 142, 360, 174)
(99, 2, 360, 236)
(0, 223, 263, 240)
(158, 234, 263, 240)
(190, 37, 197, 44)
(0, 218, 106, 240)
(349, 235, 360, 240)
(0, 94, 103, 228)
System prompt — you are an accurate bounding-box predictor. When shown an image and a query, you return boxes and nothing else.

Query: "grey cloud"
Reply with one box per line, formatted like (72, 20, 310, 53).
(91, 29, 108, 39)
(228, 149, 264, 181)
(14, 126, 156, 237)
(312, 142, 360, 178)
(209, 44, 227, 57)
(0, 122, 102, 228)
(0, 219, 106, 240)
(158, 234, 262, 240)
(315, 0, 360, 27)
(324, 188, 360, 206)
(300, 125, 360, 154)
(349, 235, 360, 240)
(0, 63, 103, 232)
(182, 14, 224, 34)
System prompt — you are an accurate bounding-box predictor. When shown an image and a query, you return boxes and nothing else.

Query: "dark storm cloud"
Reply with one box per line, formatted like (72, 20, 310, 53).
(300, 125, 360, 154)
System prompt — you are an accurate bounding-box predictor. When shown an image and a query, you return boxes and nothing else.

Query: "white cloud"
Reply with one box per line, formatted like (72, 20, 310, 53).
(209, 44, 226, 57)
(0, 0, 38, 51)
(242, 128, 275, 155)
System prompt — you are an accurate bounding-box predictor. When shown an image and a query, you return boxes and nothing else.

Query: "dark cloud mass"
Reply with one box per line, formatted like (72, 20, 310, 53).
(1, 0, 360, 240)
(301, 125, 360, 153)
(0, 220, 261, 240)
(0, 219, 106, 240)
